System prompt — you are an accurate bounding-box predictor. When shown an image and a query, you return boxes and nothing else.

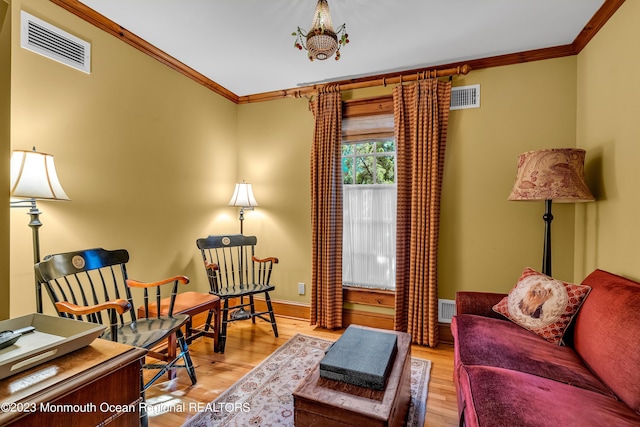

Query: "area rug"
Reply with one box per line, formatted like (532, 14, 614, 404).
(183, 333, 431, 427)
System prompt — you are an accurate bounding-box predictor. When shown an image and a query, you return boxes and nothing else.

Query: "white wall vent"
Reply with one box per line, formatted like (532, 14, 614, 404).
(438, 299, 456, 323)
(20, 11, 91, 74)
(450, 84, 480, 110)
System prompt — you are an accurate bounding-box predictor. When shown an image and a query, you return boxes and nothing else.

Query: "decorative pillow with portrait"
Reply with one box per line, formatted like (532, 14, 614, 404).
(492, 267, 591, 345)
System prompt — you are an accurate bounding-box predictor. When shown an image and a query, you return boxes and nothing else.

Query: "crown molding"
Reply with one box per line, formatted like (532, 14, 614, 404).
(50, 0, 625, 105)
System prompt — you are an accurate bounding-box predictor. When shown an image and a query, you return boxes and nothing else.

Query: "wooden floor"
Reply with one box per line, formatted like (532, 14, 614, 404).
(144, 317, 459, 427)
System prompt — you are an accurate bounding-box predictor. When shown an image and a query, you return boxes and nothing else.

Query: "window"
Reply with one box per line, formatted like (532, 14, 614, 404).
(342, 135, 397, 290)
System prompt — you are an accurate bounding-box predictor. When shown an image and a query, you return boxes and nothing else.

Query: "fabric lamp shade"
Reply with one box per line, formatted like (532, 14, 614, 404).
(508, 148, 594, 203)
(10, 149, 70, 201)
(228, 182, 258, 208)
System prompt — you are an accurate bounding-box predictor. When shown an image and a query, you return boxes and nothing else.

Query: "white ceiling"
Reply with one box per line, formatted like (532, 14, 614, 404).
(79, 0, 606, 97)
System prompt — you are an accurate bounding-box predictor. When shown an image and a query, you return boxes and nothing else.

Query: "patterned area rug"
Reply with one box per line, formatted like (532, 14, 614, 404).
(183, 333, 431, 427)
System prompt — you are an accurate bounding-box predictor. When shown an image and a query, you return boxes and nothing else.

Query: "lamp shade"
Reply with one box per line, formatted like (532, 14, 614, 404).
(10, 149, 70, 200)
(508, 148, 594, 203)
(228, 182, 258, 208)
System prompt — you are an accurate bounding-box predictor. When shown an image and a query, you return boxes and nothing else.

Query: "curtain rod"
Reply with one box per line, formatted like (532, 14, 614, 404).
(292, 64, 471, 99)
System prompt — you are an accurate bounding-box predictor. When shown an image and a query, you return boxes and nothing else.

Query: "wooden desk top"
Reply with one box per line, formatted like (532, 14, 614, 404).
(0, 338, 146, 425)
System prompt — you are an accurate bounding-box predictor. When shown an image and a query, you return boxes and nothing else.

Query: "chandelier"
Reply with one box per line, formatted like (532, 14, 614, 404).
(292, 0, 349, 61)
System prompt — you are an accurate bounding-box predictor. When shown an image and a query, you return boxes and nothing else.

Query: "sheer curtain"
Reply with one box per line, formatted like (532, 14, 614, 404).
(310, 86, 343, 329)
(394, 78, 451, 347)
(342, 185, 396, 289)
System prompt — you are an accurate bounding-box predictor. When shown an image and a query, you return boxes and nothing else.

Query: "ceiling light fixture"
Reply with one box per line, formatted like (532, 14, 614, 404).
(293, 0, 349, 61)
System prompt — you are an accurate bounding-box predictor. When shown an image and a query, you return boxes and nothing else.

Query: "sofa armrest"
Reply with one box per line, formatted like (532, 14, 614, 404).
(456, 291, 508, 319)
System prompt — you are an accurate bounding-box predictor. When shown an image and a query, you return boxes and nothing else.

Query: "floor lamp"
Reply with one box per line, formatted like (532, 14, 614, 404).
(10, 148, 70, 313)
(508, 148, 594, 277)
(228, 181, 258, 235)
(227, 181, 258, 320)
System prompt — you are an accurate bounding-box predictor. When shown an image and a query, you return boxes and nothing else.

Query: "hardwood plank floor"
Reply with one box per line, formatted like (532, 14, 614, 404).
(144, 317, 458, 427)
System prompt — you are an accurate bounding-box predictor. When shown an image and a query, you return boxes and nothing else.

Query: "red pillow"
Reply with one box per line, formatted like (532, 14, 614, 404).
(493, 267, 591, 345)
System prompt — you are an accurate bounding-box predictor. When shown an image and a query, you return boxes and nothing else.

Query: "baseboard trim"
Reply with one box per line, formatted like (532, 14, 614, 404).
(438, 322, 454, 344)
(249, 298, 453, 343)
(251, 298, 310, 320)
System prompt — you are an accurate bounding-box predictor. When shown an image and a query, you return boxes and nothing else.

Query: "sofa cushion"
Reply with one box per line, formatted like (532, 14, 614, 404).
(492, 267, 591, 344)
(452, 314, 613, 396)
(575, 269, 640, 415)
(455, 291, 507, 318)
(458, 365, 640, 427)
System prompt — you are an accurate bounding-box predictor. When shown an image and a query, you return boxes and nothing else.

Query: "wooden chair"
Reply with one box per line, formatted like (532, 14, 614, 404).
(35, 248, 198, 426)
(196, 234, 278, 353)
(140, 291, 220, 357)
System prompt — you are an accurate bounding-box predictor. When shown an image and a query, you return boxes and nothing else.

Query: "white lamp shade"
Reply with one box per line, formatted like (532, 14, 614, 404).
(228, 182, 258, 208)
(10, 150, 70, 200)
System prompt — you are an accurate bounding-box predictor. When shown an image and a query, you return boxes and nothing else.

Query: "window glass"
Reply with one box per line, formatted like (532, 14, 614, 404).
(342, 136, 396, 290)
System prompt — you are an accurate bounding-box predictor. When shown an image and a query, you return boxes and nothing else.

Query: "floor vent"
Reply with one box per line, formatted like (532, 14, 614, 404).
(20, 11, 91, 74)
(450, 84, 480, 110)
(438, 299, 456, 323)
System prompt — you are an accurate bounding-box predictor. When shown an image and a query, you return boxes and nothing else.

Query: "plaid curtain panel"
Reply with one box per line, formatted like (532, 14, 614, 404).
(393, 79, 451, 347)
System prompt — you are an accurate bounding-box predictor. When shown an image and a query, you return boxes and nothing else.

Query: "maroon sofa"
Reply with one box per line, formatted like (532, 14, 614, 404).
(452, 269, 640, 427)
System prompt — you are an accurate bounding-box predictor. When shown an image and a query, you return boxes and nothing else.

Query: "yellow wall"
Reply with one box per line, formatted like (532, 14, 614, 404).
(237, 55, 580, 304)
(576, 0, 640, 282)
(237, 97, 314, 303)
(441, 58, 580, 295)
(7, 0, 629, 317)
(1, 1, 10, 320)
(9, 0, 239, 316)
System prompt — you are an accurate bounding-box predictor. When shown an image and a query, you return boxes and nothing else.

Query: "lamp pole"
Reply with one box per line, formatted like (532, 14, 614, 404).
(10, 198, 44, 313)
(27, 200, 44, 313)
(238, 207, 245, 234)
(542, 200, 553, 277)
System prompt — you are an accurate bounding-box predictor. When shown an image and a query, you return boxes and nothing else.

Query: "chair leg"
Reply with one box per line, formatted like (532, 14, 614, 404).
(185, 316, 193, 342)
(213, 300, 220, 350)
(264, 292, 278, 337)
(249, 295, 256, 324)
(204, 309, 213, 333)
(218, 299, 229, 353)
(167, 332, 177, 380)
(176, 329, 197, 386)
(203, 306, 220, 353)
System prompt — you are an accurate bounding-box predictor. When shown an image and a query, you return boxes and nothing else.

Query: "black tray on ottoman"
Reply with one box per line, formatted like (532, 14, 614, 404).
(320, 324, 398, 390)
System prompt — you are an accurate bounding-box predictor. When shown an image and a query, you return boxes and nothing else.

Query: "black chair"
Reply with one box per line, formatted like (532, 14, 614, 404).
(196, 234, 278, 353)
(35, 248, 197, 426)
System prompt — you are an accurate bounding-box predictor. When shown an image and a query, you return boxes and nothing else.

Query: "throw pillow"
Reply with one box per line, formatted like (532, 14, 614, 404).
(492, 267, 591, 345)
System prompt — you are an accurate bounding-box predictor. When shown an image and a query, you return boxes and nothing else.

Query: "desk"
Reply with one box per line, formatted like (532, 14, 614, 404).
(293, 327, 412, 427)
(0, 338, 146, 427)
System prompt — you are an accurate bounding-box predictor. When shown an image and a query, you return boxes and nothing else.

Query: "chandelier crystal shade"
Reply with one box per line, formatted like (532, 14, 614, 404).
(292, 0, 349, 61)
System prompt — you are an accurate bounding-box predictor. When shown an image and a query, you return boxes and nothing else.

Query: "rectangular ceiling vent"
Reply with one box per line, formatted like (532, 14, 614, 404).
(450, 84, 480, 110)
(20, 11, 90, 74)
